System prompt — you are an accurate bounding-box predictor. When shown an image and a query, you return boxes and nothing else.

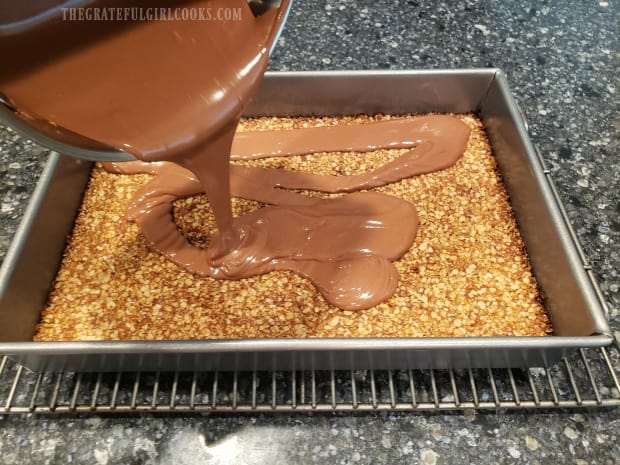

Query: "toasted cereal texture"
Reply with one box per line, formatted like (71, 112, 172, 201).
(34, 114, 553, 341)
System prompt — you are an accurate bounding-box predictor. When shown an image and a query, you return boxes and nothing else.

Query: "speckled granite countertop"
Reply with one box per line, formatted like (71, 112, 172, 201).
(0, 1, 618, 464)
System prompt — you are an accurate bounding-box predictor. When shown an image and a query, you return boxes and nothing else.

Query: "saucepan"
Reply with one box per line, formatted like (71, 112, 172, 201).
(0, 0, 292, 162)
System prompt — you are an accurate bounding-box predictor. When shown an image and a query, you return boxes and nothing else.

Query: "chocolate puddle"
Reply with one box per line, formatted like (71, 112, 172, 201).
(1, 0, 471, 310)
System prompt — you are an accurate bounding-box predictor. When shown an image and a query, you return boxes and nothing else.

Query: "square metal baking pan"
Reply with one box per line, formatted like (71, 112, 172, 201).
(0, 69, 612, 372)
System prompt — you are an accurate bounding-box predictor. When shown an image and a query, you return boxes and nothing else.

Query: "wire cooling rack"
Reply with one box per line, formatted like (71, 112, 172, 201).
(0, 341, 618, 414)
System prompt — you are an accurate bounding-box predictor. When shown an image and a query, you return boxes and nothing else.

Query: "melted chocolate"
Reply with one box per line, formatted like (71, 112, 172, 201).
(104, 115, 470, 310)
(1, 0, 283, 160)
(1, 0, 471, 310)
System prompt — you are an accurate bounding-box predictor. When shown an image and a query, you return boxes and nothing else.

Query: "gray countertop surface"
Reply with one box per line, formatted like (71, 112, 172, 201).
(0, 1, 618, 464)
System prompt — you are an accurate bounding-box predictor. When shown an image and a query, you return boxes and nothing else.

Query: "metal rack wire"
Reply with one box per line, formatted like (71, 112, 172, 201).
(0, 341, 618, 414)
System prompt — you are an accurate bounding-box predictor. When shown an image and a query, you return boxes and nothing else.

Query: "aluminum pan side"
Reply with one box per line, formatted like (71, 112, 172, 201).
(244, 69, 496, 117)
(0, 156, 93, 342)
(0, 70, 612, 371)
(0, 336, 611, 372)
(480, 70, 611, 337)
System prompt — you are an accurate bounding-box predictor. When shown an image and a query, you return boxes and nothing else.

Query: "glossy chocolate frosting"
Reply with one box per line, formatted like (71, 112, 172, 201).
(105, 115, 470, 310)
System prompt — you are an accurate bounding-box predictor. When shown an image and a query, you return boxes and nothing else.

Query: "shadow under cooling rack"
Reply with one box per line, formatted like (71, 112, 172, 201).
(0, 342, 618, 414)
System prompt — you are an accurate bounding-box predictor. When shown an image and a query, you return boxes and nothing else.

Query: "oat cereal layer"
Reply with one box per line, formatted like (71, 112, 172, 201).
(34, 114, 553, 341)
